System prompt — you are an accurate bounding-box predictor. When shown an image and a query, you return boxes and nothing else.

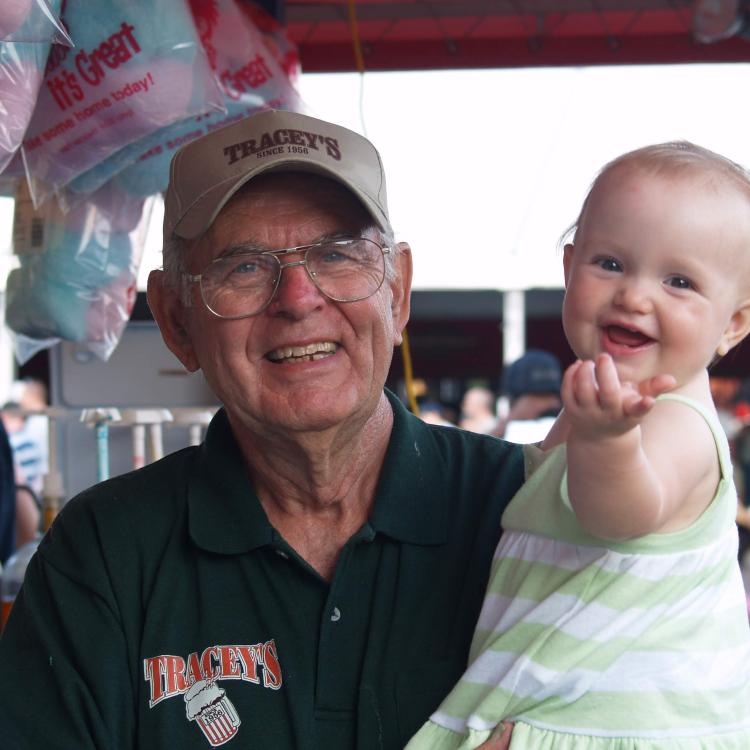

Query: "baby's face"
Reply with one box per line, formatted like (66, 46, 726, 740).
(561, 166, 750, 390)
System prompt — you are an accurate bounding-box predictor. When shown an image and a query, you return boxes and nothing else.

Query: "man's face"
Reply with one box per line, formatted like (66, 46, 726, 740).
(175, 173, 410, 437)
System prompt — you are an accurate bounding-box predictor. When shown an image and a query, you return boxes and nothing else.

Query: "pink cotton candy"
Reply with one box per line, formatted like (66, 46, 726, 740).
(53, 181, 147, 234)
(23, 55, 198, 195)
(0, 57, 43, 173)
(21, 0, 223, 201)
(84, 272, 137, 349)
(98, 57, 196, 142)
(0, 0, 32, 40)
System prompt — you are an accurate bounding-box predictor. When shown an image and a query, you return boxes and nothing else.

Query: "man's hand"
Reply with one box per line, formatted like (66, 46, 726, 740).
(475, 721, 513, 749)
(562, 353, 675, 440)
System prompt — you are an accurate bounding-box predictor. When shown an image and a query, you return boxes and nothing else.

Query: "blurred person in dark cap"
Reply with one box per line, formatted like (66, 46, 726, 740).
(492, 349, 562, 443)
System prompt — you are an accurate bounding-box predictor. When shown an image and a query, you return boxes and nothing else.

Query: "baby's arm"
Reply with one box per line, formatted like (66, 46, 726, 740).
(563, 353, 714, 539)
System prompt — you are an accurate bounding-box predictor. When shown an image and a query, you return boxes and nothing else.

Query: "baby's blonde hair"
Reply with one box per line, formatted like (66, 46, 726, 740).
(561, 140, 750, 248)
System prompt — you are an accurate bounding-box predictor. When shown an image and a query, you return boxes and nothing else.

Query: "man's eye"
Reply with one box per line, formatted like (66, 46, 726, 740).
(666, 275, 692, 290)
(594, 257, 622, 272)
(231, 260, 260, 274)
(321, 250, 347, 263)
(318, 243, 361, 265)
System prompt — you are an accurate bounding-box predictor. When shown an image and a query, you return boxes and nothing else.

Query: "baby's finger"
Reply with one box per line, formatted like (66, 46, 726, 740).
(639, 373, 676, 399)
(593, 354, 622, 412)
(561, 359, 584, 407)
(570, 359, 600, 408)
(622, 394, 655, 419)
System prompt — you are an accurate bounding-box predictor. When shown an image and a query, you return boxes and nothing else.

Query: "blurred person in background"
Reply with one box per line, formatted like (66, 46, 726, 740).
(419, 399, 457, 427)
(459, 386, 498, 434)
(0, 416, 16, 565)
(492, 349, 563, 443)
(0, 403, 42, 550)
(6, 377, 49, 498)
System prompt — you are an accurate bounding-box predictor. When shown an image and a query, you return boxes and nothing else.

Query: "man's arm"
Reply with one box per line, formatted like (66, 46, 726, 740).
(476, 721, 513, 749)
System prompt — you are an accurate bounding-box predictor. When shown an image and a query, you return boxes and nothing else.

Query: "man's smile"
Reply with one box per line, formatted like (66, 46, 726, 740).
(267, 341, 339, 363)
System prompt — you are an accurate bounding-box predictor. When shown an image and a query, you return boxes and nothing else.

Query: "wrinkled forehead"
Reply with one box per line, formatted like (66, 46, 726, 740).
(186, 172, 374, 260)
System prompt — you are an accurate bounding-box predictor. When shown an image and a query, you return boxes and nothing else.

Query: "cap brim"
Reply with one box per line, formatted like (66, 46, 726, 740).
(171, 159, 389, 240)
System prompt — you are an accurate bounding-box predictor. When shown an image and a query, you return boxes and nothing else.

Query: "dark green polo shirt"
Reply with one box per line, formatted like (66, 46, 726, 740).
(0, 392, 523, 750)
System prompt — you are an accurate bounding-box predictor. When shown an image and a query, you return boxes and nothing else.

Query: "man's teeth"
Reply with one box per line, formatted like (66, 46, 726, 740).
(268, 342, 338, 362)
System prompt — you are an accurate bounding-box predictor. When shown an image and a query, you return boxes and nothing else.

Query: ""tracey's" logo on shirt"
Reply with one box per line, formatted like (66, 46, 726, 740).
(144, 641, 282, 747)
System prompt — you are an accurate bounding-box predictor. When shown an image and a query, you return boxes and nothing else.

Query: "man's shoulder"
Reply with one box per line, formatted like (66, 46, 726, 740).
(392, 408, 525, 520)
(422, 419, 523, 472)
(40, 446, 197, 571)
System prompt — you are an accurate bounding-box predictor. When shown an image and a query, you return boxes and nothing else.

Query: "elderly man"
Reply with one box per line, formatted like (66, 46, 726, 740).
(0, 110, 521, 749)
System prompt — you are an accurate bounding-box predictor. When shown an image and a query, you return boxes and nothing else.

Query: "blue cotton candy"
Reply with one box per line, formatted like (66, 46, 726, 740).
(6, 229, 133, 343)
(6, 180, 146, 358)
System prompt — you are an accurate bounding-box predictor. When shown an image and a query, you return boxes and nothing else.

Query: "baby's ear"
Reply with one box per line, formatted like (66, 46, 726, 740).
(718, 298, 750, 356)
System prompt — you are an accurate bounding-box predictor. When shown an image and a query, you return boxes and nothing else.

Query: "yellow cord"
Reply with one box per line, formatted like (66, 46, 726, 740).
(401, 329, 420, 416)
(347, 0, 366, 72)
(348, 1, 418, 416)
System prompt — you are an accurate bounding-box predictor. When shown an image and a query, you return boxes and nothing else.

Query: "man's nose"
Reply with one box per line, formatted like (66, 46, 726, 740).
(613, 277, 653, 313)
(267, 259, 325, 317)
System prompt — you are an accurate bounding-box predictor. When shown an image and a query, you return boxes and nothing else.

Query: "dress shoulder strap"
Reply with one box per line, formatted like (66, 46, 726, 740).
(656, 393, 733, 482)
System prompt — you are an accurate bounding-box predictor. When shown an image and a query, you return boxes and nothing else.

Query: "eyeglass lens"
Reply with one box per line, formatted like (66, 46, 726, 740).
(200, 238, 386, 319)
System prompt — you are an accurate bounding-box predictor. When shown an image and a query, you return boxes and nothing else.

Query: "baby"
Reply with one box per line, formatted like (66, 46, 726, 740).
(407, 141, 750, 749)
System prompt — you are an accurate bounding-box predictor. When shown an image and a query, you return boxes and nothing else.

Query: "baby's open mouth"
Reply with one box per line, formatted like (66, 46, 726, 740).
(605, 325, 654, 348)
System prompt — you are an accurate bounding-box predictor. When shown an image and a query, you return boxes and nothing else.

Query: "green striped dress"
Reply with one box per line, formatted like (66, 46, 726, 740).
(405, 395, 750, 749)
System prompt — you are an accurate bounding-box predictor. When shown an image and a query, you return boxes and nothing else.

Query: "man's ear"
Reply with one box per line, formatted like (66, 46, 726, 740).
(389, 242, 412, 346)
(147, 269, 200, 372)
(718, 298, 750, 357)
(562, 243, 575, 287)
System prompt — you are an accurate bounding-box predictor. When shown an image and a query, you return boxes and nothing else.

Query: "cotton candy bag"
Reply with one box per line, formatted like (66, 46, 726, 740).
(239, 1, 300, 85)
(0, 0, 70, 174)
(6, 179, 153, 362)
(20, 0, 223, 205)
(64, 0, 303, 203)
(0, 0, 71, 44)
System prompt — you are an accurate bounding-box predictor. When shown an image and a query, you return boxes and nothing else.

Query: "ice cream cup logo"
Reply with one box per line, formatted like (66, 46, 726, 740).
(184, 678, 241, 747)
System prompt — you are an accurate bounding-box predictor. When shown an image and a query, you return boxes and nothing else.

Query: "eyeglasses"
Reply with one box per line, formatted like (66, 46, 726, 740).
(185, 237, 392, 320)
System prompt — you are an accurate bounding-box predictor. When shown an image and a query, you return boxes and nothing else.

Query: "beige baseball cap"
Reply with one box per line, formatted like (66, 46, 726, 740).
(163, 109, 390, 241)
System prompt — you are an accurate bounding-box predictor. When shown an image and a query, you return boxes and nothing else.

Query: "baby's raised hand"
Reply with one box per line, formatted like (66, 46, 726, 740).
(562, 353, 675, 439)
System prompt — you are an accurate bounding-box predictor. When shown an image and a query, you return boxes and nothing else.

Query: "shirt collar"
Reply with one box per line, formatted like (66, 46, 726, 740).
(187, 409, 275, 554)
(368, 390, 449, 545)
(187, 391, 449, 554)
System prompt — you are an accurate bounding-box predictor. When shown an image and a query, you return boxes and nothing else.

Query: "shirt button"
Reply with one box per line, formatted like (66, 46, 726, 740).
(276, 550, 289, 559)
(331, 606, 341, 622)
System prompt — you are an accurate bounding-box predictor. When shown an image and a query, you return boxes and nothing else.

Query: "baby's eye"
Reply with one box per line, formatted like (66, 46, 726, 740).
(665, 275, 693, 290)
(594, 257, 622, 273)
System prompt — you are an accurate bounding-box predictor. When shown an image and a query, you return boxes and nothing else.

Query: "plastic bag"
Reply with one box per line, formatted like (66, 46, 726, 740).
(20, 0, 224, 205)
(0, 40, 46, 175)
(63, 0, 303, 204)
(5, 179, 153, 363)
(0, 0, 72, 45)
(0, 0, 69, 175)
(239, 1, 301, 85)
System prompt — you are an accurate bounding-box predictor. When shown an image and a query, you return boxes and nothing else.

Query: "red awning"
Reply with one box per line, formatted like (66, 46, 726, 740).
(281, 1, 750, 72)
